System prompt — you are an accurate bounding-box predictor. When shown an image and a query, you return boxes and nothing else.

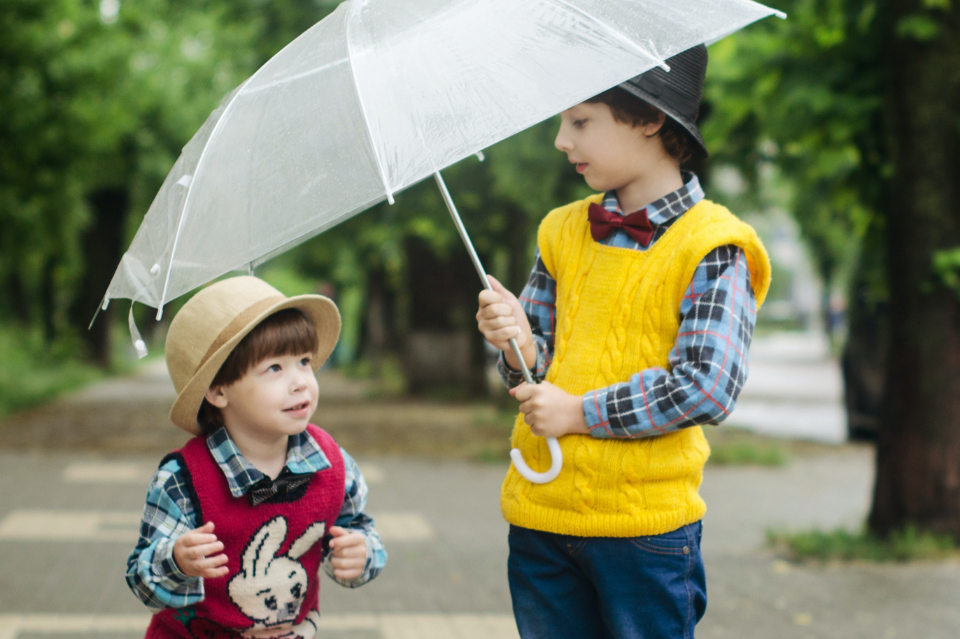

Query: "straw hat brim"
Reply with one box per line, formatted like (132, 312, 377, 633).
(169, 294, 340, 434)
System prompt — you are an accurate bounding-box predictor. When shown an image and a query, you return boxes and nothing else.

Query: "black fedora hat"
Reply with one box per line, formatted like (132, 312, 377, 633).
(619, 44, 708, 157)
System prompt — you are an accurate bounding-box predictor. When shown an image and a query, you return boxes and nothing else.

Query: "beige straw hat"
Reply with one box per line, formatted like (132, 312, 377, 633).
(164, 276, 340, 434)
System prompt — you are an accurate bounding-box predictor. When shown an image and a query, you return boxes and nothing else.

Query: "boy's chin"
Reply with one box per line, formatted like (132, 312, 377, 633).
(583, 175, 618, 193)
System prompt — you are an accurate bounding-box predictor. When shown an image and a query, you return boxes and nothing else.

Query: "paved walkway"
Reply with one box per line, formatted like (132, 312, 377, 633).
(1, 333, 957, 638)
(1, 446, 958, 638)
(731, 332, 847, 444)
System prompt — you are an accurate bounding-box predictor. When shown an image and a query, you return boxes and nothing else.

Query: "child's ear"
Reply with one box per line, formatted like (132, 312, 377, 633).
(205, 386, 229, 408)
(642, 112, 667, 137)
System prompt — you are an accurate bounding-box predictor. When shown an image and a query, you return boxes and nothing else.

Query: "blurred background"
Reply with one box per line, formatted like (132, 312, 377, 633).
(1, 0, 958, 637)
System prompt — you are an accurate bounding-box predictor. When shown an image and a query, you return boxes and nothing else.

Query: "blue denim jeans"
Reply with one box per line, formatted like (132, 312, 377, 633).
(508, 522, 706, 639)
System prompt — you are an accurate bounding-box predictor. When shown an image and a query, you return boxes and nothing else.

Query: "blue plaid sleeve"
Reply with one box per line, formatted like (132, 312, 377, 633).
(584, 246, 756, 437)
(125, 458, 202, 610)
(497, 249, 555, 388)
(321, 448, 387, 588)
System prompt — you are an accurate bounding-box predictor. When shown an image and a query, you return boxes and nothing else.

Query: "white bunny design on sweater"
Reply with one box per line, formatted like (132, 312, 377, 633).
(227, 515, 326, 639)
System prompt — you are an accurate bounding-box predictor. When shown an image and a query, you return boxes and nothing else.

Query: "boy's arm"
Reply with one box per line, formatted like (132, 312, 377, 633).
(583, 246, 756, 438)
(125, 459, 204, 610)
(497, 250, 555, 388)
(321, 448, 387, 588)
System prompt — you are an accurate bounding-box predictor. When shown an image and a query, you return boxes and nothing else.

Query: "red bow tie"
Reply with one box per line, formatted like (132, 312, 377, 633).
(587, 202, 654, 247)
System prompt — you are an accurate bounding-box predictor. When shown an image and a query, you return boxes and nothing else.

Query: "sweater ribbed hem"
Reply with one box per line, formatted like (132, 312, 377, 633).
(500, 497, 707, 538)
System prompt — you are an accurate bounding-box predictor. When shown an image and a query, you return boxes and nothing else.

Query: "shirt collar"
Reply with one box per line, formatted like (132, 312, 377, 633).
(205, 425, 331, 498)
(601, 171, 703, 226)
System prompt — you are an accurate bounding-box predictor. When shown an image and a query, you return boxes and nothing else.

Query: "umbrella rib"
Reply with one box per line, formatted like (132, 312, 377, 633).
(546, 0, 671, 72)
(156, 76, 260, 319)
(242, 58, 349, 95)
(344, 2, 395, 205)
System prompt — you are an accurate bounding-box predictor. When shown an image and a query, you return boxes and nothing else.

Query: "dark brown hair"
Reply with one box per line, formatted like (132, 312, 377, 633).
(586, 88, 699, 164)
(197, 308, 319, 434)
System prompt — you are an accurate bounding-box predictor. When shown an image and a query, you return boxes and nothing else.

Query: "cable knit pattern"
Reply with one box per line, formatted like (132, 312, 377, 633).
(501, 195, 771, 537)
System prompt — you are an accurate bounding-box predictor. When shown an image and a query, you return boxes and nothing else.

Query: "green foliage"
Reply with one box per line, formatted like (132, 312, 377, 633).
(0, 0, 337, 346)
(767, 525, 957, 562)
(708, 439, 788, 466)
(703, 0, 886, 297)
(897, 13, 942, 40)
(0, 325, 102, 418)
(704, 426, 789, 466)
(0, 0, 256, 336)
(930, 247, 960, 300)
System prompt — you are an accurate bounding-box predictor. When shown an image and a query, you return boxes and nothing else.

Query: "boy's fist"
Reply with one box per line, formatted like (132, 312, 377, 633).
(173, 521, 229, 579)
(510, 381, 589, 438)
(328, 526, 366, 582)
(476, 276, 536, 370)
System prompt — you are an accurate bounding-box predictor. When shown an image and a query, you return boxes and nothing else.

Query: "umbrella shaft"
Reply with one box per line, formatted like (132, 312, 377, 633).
(433, 171, 534, 386)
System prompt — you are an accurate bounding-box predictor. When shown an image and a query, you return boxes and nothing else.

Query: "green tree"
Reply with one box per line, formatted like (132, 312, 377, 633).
(0, 0, 335, 364)
(706, 0, 960, 539)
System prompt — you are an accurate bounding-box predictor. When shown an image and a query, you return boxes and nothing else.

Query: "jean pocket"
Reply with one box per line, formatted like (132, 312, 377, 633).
(563, 537, 588, 557)
(628, 524, 695, 556)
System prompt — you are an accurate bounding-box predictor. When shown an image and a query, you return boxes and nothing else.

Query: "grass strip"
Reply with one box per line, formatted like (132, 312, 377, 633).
(766, 525, 957, 562)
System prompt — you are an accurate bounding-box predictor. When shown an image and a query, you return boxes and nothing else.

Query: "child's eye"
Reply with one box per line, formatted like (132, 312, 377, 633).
(267, 363, 282, 373)
(300, 356, 312, 367)
(573, 119, 587, 128)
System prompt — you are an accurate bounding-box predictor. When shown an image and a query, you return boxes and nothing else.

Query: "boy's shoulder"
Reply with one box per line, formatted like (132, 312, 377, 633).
(145, 454, 194, 507)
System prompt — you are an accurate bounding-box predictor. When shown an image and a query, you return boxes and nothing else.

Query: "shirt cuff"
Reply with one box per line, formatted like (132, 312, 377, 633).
(497, 340, 549, 388)
(153, 537, 203, 596)
(582, 389, 614, 438)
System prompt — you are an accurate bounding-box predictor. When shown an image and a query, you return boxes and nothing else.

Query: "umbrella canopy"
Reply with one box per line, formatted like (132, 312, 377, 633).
(102, 0, 784, 317)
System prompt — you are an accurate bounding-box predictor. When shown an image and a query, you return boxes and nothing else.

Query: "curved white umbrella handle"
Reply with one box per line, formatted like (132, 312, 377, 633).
(434, 171, 563, 484)
(511, 436, 562, 483)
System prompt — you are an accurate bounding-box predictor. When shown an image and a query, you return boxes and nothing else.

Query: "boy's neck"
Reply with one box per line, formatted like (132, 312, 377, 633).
(224, 424, 290, 480)
(615, 164, 684, 215)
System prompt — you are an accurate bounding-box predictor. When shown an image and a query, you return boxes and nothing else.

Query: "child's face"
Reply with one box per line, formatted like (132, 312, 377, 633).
(554, 101, 667, 193)
(207, 352, 319, 441)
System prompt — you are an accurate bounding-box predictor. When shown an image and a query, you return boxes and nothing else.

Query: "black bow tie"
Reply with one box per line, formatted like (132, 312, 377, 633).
(249, 475, 311, 506)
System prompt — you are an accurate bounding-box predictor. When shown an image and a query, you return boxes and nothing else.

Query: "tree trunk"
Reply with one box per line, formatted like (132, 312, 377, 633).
(364, 266, 388, 374)
(5, 270, 31, 324)
(39, 257, 57, 342)
(68, 188, 128, 367)
(868, 3, 960, 539)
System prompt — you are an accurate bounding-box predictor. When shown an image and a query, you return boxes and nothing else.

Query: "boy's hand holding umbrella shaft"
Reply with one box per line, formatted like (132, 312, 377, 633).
(476, 276, 537, 371)
(478, 276, 587, 438)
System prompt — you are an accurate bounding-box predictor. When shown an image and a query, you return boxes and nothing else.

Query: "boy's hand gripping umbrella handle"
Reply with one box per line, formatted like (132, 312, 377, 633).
(435, 171, 562, 484)
(504, 340, 564, 484)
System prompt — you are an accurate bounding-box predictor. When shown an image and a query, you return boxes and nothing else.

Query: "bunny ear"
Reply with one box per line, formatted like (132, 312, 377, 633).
(245, 516, 288, 578)
(288, 521, 327, 560)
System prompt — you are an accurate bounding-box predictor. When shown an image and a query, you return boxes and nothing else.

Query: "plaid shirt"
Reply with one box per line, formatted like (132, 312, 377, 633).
(126, 426, 386, 610)
(499, 173, 757, 437)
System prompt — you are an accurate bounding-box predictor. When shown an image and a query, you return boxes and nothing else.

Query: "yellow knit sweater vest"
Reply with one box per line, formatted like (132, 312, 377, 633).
(500, 195, 772, 537)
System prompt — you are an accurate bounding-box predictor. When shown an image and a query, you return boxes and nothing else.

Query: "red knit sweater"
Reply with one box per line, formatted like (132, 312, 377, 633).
(146, 425, 345, 639)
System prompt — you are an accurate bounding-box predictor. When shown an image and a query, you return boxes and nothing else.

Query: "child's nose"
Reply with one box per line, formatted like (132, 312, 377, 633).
(554, 128, 572, 153)
(291, 369, 312, 391)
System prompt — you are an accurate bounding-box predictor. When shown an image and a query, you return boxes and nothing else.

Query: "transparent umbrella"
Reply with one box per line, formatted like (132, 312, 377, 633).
(100, 0, 784, 483)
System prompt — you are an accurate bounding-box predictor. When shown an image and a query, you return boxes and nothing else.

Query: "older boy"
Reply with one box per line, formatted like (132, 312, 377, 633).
(127, 276, 385, 639)
(477, 45, 771, 638)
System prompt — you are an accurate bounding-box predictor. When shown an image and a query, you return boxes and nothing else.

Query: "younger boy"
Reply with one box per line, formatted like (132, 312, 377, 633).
(477, 45, 770, 638)
(127, 276, 385, 639)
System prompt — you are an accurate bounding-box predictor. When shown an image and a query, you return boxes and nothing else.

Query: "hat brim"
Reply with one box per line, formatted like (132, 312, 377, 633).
(617, 83, 708, 158)
(169, 294, 341, 434)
